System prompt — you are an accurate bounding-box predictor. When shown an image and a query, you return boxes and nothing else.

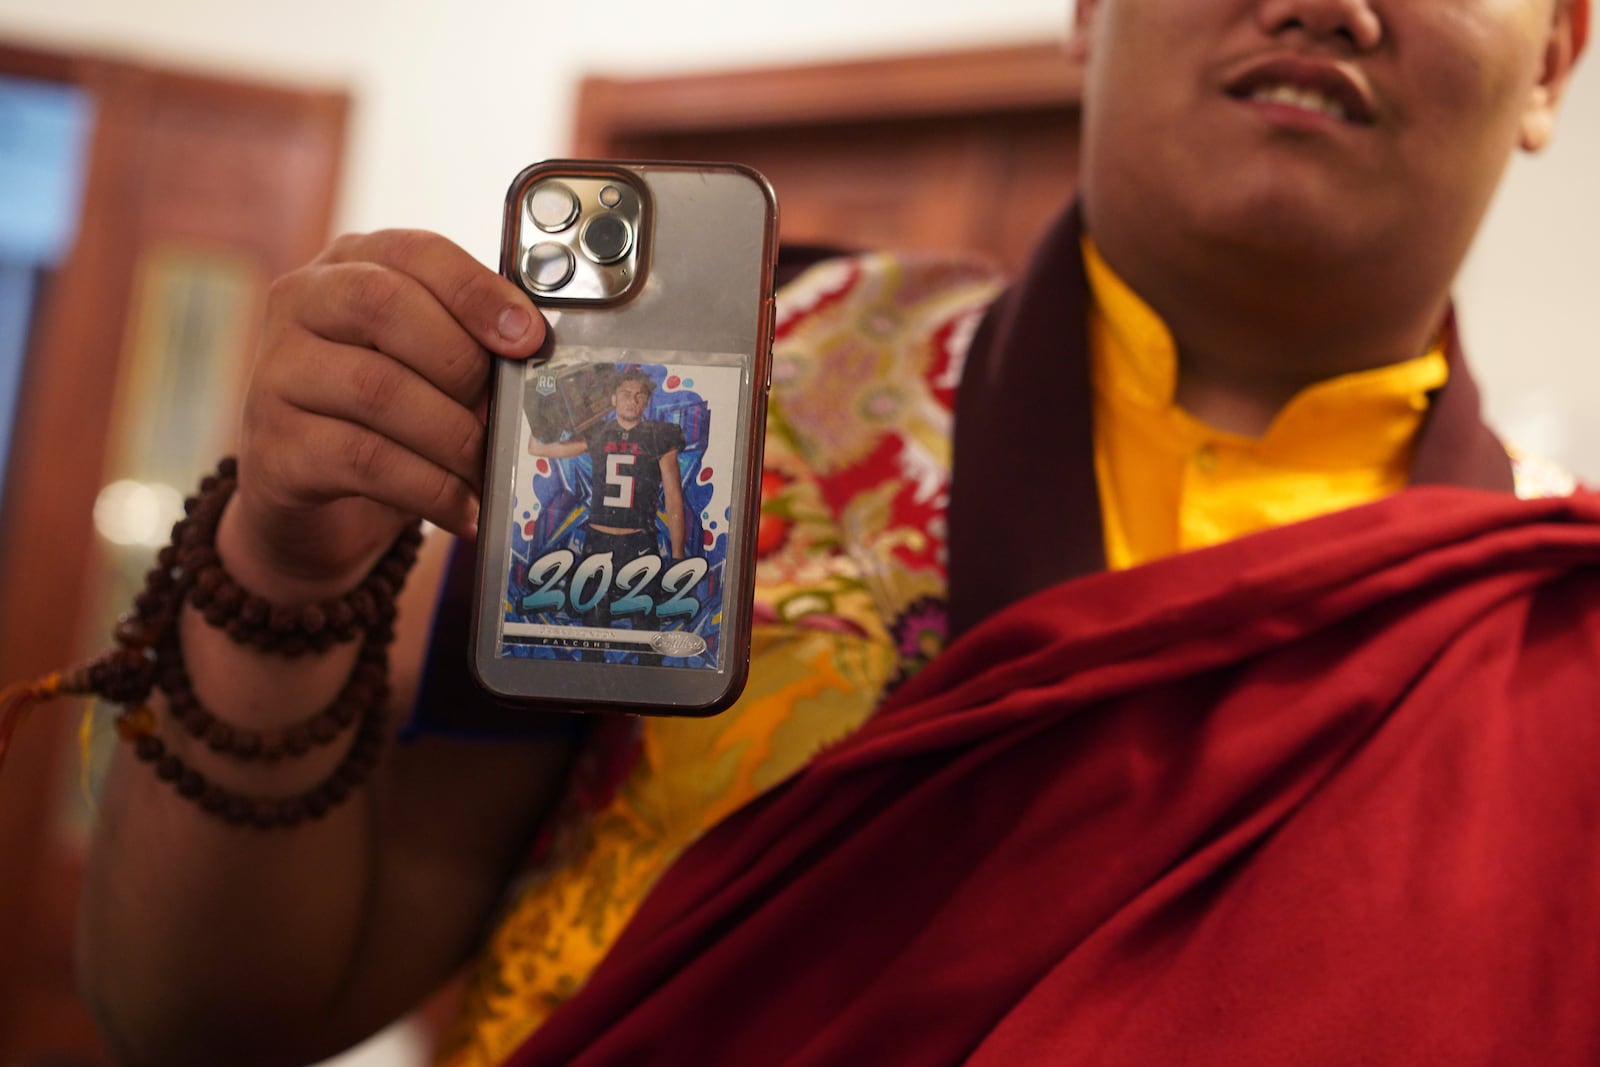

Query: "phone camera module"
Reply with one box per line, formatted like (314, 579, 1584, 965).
(522, 242, 576, 292)
(528, 182, 580, 233)
(515, 171, 646, 302)
(580, 213, 633, 265)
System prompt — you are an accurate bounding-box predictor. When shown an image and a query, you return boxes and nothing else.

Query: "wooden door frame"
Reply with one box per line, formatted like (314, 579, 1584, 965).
(573, 41, 1083, 154)
(0, 40, 347, 1061)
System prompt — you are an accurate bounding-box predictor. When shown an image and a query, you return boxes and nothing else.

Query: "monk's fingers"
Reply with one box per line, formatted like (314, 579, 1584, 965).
(277, 260, 508, 409)
(257, 405, 481, 540)
(270, 335, 488, 493)
(316, 228, 543, 360)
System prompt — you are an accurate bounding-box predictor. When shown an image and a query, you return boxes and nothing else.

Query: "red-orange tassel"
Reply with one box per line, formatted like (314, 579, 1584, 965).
(0, 665, 97, 774)
(0, 676, 54, 773)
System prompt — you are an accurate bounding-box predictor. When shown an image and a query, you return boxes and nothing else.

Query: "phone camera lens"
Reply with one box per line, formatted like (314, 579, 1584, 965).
(523, 242, 575, 292)
(581, 213, 633, 264)
(528, 182, 579, 233)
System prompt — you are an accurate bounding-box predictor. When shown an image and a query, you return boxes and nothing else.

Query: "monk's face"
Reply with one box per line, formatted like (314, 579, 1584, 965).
(1074, 0, 1578, 271)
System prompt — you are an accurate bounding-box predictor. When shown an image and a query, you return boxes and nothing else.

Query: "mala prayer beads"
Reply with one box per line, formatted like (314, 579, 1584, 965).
(0, 457, 422, 827)
(180, 459, 422, 655)
(156, 629, 385, 761)
(125, 694, 389, 829)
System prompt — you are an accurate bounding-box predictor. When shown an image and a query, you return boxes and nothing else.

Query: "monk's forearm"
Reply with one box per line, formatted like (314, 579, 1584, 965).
(76, 513, 573, 1066)
(78, 604, 383, 1067)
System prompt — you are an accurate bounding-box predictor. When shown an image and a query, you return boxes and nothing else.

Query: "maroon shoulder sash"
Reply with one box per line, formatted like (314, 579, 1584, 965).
(511, 486, 1600, 1066)
(947, 204, 1512, 636)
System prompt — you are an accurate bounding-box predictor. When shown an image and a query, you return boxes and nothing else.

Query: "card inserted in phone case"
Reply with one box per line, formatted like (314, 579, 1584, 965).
(499, 349, 743, 669)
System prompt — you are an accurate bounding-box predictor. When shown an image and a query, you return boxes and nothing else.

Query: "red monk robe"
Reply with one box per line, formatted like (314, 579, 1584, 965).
(508, 486, 1600, 1066)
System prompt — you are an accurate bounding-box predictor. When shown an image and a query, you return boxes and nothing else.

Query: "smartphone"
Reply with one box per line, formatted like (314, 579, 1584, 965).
(471, 159, 779, 714)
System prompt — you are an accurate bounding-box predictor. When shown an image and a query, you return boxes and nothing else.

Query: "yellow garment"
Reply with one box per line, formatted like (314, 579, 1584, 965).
(1082, 238, 1449, 570)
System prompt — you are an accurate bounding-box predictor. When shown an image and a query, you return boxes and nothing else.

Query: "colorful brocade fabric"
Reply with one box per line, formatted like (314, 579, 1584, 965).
(433, 253, 1005, 1067)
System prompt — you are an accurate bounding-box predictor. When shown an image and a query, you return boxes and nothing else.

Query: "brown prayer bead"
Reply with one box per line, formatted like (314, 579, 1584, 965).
(194, 567, 225, 600)
(115, 616, 156, 650)
(205, 721, 234, 751)
(115, 705, 156, 742)
(283, 726, 311, 756)
(240, 597, 269, 627)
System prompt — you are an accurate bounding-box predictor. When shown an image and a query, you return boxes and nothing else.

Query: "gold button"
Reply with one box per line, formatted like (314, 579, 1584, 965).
(1194, 445, 1218, 474)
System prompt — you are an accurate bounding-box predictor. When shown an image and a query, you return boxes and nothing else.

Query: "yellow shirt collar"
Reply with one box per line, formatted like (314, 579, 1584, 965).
(1081, 236, 1448, 469)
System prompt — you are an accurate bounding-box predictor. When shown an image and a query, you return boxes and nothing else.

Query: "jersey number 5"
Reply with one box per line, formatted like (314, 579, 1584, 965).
(603, 454, 636, 508)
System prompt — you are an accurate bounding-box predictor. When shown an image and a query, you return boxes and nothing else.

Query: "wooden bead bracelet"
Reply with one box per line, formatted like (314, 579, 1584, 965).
(180, 458, 422, 656)
(155, 627, 384, 761)
(0, 457, 423, 827)
(124, 689, 389, 829)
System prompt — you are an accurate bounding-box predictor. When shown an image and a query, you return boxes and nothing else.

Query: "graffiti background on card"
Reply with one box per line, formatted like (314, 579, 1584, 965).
(500, 357, 736, 667)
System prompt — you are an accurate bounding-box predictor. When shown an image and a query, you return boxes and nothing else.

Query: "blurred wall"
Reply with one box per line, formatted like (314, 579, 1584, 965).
(1458, 77, 1600, 483)
(0, 0, 1070, 259)
(0, 0, 1595, 480)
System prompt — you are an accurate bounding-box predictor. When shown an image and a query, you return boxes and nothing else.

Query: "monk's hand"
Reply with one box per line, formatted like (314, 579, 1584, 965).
(225, 229, 545, 601)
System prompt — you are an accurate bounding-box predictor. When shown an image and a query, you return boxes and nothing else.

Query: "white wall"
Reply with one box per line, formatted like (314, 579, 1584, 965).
(0, 0, 1594, 482)
(1458, 75, 1600, 481)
